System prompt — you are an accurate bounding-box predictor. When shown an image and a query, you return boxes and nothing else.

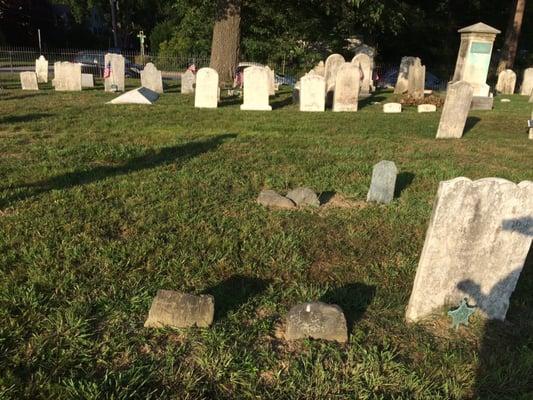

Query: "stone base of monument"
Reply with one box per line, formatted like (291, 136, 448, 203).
(107, 87, 159, 105)
(470, 96, 494, 110)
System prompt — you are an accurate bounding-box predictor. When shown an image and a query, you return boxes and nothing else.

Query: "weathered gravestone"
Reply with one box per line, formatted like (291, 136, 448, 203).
(81, 73, 94, 88)
(35, 55, 48, 83)
(293, 80, 301, 103)
(241, 66, 271, 111)
(300, 73, 325, 112)
(406, 178, 533, 322)
(140, 63, 163, 93)
(352, 53, 372, 94)
(383, 103, 402, 113)
(104, 53, 125, 92)
(257, 190, 296, 209)
(265, 66, 276, 96)
(333, 63, 360, 112)
(107, 87, 159, 105)
(20, 72, 39, 90)
(520, 68, 533, 96)
(436, 81, 473, 139)
(325, 54, 346, 106)
(312, 61, 325, 77)
(366, 161, 398, 204)
(394, 57, 421, 94)
(54, 62, 82, 91)
(286, 187, 320, 207)
(418, 104, 437, 113)
(285, 302, 348, 343)
(407, 59, 425, 100)
(496, 69, 516, 95)
(181, 70, 196, 94)
(529, 90, 533, 103)
(144, 290, 215, 328)
(194, 68, 219, 109)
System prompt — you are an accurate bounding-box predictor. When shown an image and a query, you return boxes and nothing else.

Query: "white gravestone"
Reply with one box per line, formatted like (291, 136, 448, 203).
(140, 63, 163, 94)
(20, 72, 39, 90)
(54, 62, 82, 91)
(240, 66, 272, 111)
(495, 69, 516, 95)
(194, 68, 219, 109)
(300, 73, 326, 112)
(81, 73, 94, 88)
(406, 177, 533, 322)
(35, 55, 48, 83)
(266, 66, 276, 96)
(333, 63, 360, 112)
(352, 53, 372, 94)
(436, 81, 473, 139)
(104, 53, 125, 92)
(312, 61, 325, 77)
(394, 57, 420, 94)
(407, 60, 425, 100)
(325, 54, 346, 106)
(520, 68, 533, 96)
(383, 103, 402, 113)
(366, 161, 398, 204)
(181, 70, 196, 94)
(418, 104, 437, 113)
(108, 87, 159, 105)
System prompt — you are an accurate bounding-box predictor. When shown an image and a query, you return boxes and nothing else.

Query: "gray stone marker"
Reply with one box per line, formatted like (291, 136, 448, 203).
(394, 57, 420, 94)
(436, 81, 474, 139)
(496, 69, 516, 95)
(520, 67, 533, 96)
(406, 178, 533, 322)
(407, 60, 425, 100)
(81, 73, 94, 88)
(286, 302, 348, 343)
(107, 87, 159, 105)
(35, 55, 48, 83)
(181, 70, 196, 94)
(20, 72, 39, 90)
(366, 161, 398, 204)
(257, 190, 296, 209)
(144, 290, 215, 328)
(140, 62, 163, 94)
(286, 187, 320, 207)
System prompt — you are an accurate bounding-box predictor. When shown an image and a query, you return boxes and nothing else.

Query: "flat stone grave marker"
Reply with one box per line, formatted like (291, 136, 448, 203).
(285, 302, 348, 343)
(257, 190, 296, 209)
(436, 81, 473, 139)
(144, 290, 215, 328)
(241, 66, 271, 111)
(406, 178, 533, 322)
(141, 62, 163, 94)
(107, 87, 159, 105)
(286, 187, 320, 207)
(104, 53, 125, 92)
(300, 73, 325, 112)
(333, 63, 360, 112)
(20, 72, 39, 90)
(195, 68, 219, 109)
(35, 55, 48, 83)
(81, 73, 94, 88)
(181, 70, 196, 94)
(496, 69, 516, 95)
(367, 160, 398, 204)
(520, 67, 533, 96)
(418, 104, 437, 113)
(383, 103, 402, 113)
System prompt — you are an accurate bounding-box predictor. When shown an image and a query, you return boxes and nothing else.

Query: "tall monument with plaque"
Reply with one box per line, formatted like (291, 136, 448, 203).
(451, 22, 500, 110)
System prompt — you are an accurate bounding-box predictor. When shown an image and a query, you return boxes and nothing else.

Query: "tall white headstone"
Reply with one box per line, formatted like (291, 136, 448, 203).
(104, 53, 125, 92)
(352, 53, 372, 94)
(194, 68, 219, 109)
(240, 66, 272, 111)
(325, 54, 346, 105)
(35, 55, 48, 83)
(140, 63, 163, 93)
(300, 73, 326, 112)
(333, 63, 360, 112)
(520, 68, 533, 96)
(436, 81, 473, 139)
(54, 62, 82, 91)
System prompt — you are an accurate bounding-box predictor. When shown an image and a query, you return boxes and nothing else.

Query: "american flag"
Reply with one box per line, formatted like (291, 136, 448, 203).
(103, 62, 112, 79)
(186, 64, 197, 74)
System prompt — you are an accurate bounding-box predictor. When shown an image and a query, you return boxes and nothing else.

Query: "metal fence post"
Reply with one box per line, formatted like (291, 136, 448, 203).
(9, 51, 13, 73)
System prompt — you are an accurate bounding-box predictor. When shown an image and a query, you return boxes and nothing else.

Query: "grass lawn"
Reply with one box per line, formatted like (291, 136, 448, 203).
(1, 75, 532, 399)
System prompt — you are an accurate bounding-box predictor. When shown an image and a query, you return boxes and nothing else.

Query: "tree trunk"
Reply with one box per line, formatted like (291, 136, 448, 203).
(497, 0, 526, 73)
(109, 0, 119, 48)
(210, 0, 242, 84)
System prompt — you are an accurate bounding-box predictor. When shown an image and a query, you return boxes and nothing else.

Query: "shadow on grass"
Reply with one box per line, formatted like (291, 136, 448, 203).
(358, 95, 387, 109)
(0, 113, 53, 124)
(394, 172, 415, 198)
(205, 275, 270, 321)
(3, 133, 236, 207)
(271, 96, 294, 110)
(219, 95, 242, 107)
(1, 93, 47, 101)
(318, 191, 336, 205)
(464, 116, 481, 135)
(320, 283, 375, 332)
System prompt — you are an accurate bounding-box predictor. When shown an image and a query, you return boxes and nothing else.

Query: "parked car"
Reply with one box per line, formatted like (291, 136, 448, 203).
(73, 51, 142, 77)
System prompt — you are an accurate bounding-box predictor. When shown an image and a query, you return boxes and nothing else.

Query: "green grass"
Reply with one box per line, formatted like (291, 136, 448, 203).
(1, 75, 532, 399)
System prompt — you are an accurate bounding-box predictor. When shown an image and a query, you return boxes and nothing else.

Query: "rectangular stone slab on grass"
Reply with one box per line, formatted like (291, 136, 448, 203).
(366, 160, 398, 204)
(285, 302, 348, 343)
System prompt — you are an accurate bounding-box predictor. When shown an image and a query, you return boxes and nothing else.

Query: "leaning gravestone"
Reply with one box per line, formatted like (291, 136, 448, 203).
(352, 53, 372, 95)
(81, 73, 94, 88)
(367, 161, 398, 204)
(394, 57, 421, 94)
(325, 54, 346, 106)
(104, 53, 125, 92)
(333, 63, 360, 112)
(194, 68, 219, 109)
(285, 302, 348, 343)
(107, 87, 159, 105)
(520, 67, 533, 96)
(436, 81, 473, 139)
(407, 60, 425, 100)
(241, 66, 271, 111)
(181, 70, 195, 94)
(406, 178, 533, 322)
(54, 62, 82, 91)
(20, 72, 39, 90)
(140, 63, 163, 93)
(496, 69, 516, 95)
(300, 73, 326, 112)
(35, 55, 48, 83)
(144, 290, 215, 328)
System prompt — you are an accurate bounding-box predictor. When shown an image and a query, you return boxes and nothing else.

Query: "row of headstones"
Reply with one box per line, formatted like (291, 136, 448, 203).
(495, 68, 533, 96)
(20, 54, 165, 94)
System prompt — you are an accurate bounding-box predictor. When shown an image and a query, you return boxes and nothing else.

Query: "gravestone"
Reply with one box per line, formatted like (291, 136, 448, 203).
(181, 70, 196, 94)
(286, 187, 320, 207)
(241, 66, 271, 111)
(520, 68, 533, 96)
(312, 61, 325, 77)
(35, 55, 48, 83)
(266, 66, 276, 96)
(20, 72, 39, 90)
(140, 63, 163, 93)
(407, 60, 425, 100)
(333, 63, 360, 112)
(383, 103, 402, 113)
(530, 110, 533, 139)
(366, 161, 398, 204)
(300, 73, 326, 112)
(406, 177, 533, 322)
(257, 190, 296, 209)
(285, 302, 348, 343)
(104, 53, 125, 92)
(418, 104, 437, 113)
(496, 69, 516, 95)
(54, 62, 82, 91)
(394, 57, 420, 94)
(325, 54, 346, 106)
(107, 87, 159, 105)
(352, 53, 372, 94)
(81, 73, 94, 88)
(529, 90, 533, 103)
(436, 81, 473, 139)
(194, 68, 219, 109)
(144, 290, 215, 328)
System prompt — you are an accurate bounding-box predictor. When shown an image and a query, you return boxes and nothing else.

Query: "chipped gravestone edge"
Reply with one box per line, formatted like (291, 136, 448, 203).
(285, 302, 348, 343)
